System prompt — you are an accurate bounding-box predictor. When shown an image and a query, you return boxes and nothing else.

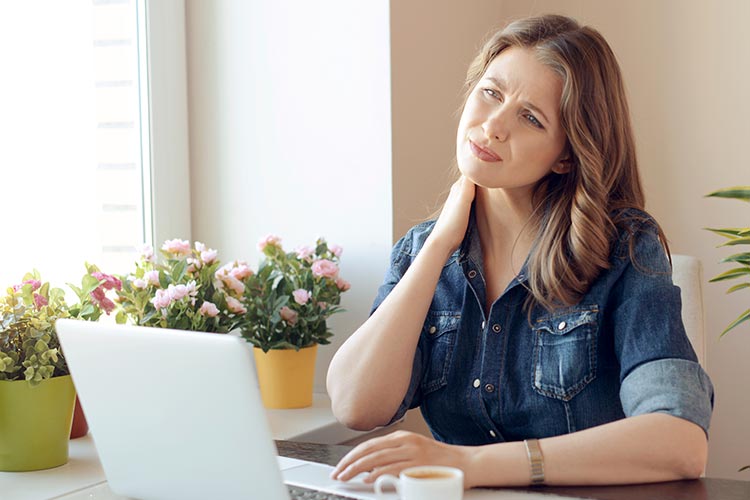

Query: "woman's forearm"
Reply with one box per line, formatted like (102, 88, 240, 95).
(463, 414, 707, 488)
(326, 238, 455, 430)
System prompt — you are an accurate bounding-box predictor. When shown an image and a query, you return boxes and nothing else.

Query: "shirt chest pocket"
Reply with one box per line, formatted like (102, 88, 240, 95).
(420, 312, 460, 395)
(532, 306, 599, 401)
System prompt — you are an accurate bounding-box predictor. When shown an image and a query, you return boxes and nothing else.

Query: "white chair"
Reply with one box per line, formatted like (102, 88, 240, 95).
(671, 254, 706, 368)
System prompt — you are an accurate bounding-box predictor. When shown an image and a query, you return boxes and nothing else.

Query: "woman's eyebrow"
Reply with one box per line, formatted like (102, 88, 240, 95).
(485, 76, 551, 125)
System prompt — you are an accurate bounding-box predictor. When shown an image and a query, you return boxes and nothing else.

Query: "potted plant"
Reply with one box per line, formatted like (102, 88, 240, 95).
(0, 269, 111, 471)
(240, 236, 350, 409)
(705, 185, 750, 472)
(114, 239, 249, 333)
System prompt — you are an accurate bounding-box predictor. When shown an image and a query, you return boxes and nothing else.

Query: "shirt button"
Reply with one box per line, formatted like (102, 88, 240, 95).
(481, 321, 486, 330)
(468, 270, 477, 278)
(484, 383, 495, 393)
(492, 324, 501, 333)
(557, 321, 567, 330)
(473, 378, 480, 388)
(428, 326, 437, 334)
(489, 430, 497, 438)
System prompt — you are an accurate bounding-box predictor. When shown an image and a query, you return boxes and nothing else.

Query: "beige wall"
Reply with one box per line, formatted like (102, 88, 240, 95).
(392, 0, 750, 480)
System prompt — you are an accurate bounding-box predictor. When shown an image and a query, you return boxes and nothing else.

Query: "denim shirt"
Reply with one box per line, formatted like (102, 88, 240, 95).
(371, 209, 714, 445)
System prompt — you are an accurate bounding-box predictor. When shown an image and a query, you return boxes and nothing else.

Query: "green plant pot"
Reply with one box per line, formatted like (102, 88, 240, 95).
(0, 375, 76, 471)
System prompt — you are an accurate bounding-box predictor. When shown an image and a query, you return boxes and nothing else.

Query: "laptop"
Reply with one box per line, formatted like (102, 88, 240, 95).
(55, 319, 384, 500)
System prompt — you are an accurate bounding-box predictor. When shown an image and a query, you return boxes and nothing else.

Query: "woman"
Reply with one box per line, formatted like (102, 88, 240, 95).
(327, 14, 713, 488)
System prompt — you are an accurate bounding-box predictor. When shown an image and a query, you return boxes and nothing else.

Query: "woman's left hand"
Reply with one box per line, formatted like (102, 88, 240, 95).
(330, 430, 472, 485)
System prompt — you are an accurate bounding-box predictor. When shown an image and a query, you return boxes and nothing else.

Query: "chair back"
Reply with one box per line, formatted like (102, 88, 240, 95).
(670, 254, 706, 367)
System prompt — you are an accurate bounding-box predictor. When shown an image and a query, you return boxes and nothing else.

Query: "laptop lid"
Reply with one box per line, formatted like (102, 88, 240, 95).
(56, 319, 290, 500)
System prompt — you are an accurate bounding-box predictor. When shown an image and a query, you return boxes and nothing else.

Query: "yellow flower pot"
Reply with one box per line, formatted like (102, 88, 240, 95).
(0, 375, 76, 471)
(253, 344, 317, 409)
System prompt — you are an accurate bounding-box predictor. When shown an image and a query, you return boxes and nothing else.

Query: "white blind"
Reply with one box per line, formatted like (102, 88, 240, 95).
(0, 0, 150, 288)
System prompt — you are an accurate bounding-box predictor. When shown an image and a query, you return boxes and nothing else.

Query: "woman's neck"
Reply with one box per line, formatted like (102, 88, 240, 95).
(474, 186, 538, 269)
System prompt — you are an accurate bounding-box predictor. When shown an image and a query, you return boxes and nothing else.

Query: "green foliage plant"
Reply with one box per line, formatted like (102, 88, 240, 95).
(115, 240, 247, 333)
(705, 186, 750, 336)
(241, 236, 351, 352)
(0, 266, 115, 386)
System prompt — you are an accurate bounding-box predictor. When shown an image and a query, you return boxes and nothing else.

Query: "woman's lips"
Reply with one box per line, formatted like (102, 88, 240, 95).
(469, 140, 502, 162)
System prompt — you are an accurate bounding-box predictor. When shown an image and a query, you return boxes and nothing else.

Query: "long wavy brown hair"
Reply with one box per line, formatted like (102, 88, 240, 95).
(462, 14, 667, 311)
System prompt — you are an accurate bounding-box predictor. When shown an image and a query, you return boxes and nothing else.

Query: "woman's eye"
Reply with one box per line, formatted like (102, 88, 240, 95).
(525, 114, 543, 129)
(483, 88, 501, 100)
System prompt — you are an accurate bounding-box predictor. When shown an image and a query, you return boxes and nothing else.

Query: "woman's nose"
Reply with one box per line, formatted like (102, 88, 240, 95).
(483, 107, 510, 142)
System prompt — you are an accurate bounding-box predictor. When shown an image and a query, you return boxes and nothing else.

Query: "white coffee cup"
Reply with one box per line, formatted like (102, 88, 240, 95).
(374, 465, 463, 500)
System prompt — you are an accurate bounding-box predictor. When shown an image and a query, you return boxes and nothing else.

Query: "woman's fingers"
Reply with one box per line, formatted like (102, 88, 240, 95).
(336, 447, 411, 481)
(429, 176, 476, 254)
(331, 431, 421, 480)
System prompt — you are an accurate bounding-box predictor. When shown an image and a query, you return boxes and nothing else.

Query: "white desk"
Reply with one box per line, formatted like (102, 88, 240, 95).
(0, 393, 372, 500)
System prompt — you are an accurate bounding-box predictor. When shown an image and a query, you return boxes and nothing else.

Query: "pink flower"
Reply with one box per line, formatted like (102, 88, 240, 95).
(330, 244, 343, 258)
(199, 301, 220, 317)
(13, 279, 41, 292)
(312, 259, 339, 279)
(167, 284, 189, 301)
(317, 301, 328, 310)
(91, 287, 116, 314)
(296, 245, 314, 261)
(162, 238, 191, 256)
(215, 263, 247, 295)
(92, 272, 122, 291)
(280, 306, 298, 325)
(151, 289, 172, 310)
(230, 262, 252, 280)
(226, 296, 247, 314)
(138, 244, 155, 263)
(146, 270, 161, 287)
(335, 277, 351, 291)
(257, 234, 282, 252)
(201, 249, 218, 264)
(292, 289, 311, 305)
(132, 278, 147, 289)
(33, 293, 48, 309)
(194, 241, 207, 252)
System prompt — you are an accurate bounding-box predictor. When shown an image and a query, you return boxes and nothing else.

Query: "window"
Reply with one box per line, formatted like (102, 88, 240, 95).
(0, 0, 189, 289)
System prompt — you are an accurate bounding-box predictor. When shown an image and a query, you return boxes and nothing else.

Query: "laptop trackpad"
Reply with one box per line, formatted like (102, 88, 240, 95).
(281, 461, 395, 500)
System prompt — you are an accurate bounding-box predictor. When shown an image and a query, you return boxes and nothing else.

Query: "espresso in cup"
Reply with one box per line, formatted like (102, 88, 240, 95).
(374, 465, 463, 500)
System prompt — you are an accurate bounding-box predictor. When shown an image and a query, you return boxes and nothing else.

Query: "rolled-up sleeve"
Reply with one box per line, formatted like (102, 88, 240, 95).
(611, 218, 714, 435)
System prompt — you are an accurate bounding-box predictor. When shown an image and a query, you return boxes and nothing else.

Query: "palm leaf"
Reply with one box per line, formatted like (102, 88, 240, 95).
(720, 252, 750, 266)
(706, 186, 750, 201)
(704, 227, 749, 239)
(727, 282, 750, 293)
(720, 237, 750, 247)
(720, 308, 750, 337)
(709, 267, 750, 282)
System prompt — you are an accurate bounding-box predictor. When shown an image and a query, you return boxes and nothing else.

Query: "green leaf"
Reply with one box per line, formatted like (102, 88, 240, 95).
(704, 227, 749, 239)
(720, 308, 750, 337)
(720, 252, 750, 266)
(705, 186, 750, 201)
(82, 274, 101, 293)
(80, 303, 96, 316)
(720, 237, 750, 247)
(709, 267, 750, 282)
(727, 283, 750, 294)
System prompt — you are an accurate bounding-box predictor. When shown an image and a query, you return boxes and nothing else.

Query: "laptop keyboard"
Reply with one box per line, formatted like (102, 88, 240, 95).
(287, 484, 361, 500)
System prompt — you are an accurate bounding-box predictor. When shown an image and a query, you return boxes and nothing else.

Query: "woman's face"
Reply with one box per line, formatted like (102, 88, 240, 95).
(456, 47, 569, 193)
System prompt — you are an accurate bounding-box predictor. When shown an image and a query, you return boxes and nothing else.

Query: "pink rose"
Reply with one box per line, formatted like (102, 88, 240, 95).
(151, 289, 172, 310)
(92, 272, 122, 291)
(230, 262, 253, 280)
(335, 277, 351, 291)
(312, 259, 339, 279)
(201, 249, 218, 264)
(226, 296, 247, 314)
(132, 278, 147, 289)
(161, 238, 191, 256)
(91, 287, 116, 314)
(296, 245, 314, 261)
(317, 301, 328, 310)
(33, 293, 48, 309)
(13, 279, 42, 292)
(280, 306, 298, 325)
(146, 270, 161, 287)
(257, 234, 282, 252)
(167, 284, 189, 301)
(199, 301, 220, 317)
(292, 289, 311, 305)
(138, 244, 155, 263)
(330, 244, 343, 258)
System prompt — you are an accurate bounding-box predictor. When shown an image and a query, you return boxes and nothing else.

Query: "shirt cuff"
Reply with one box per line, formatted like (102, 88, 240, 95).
(620, 358, 714, 436)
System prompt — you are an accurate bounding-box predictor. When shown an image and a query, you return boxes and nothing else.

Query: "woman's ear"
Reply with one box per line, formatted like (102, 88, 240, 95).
(552, 156, 572, 175)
